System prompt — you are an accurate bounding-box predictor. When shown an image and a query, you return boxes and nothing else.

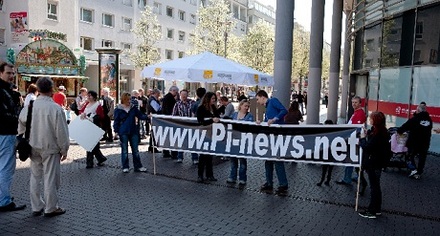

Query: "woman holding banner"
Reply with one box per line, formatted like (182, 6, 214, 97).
(358, 111, 390, 219)
(227, 100, 254, 185)
(196, 92, 220, 183)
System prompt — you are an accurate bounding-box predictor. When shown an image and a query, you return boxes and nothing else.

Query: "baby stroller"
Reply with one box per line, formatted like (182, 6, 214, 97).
(386, 127, 411, 170)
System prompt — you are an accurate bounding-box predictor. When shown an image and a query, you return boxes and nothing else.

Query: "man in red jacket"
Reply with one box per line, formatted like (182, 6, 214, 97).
(336, 96, 366, 185)
(53, 85, 67, 108)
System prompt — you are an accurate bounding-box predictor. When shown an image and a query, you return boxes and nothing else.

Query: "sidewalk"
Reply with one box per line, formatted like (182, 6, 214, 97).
(1, 138, 439, 235)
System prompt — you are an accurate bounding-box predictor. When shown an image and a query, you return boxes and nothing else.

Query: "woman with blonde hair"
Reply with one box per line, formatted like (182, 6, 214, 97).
(227, 100, 254, 185)
(113, 92, 148, 173)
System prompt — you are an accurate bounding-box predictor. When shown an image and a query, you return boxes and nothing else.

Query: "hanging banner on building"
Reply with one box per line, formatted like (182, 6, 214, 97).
(10, 12, 29, 42)
(151, 115, 363, 167)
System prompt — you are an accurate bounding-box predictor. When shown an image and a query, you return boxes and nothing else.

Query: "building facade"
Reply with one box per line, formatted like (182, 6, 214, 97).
(349, 0, 440, 152)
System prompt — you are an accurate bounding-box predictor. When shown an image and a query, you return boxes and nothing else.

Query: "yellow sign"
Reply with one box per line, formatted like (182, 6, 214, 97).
(203, 70, 213, 79)
(154, 68, 161, 76)
(254, 74, 259, 83)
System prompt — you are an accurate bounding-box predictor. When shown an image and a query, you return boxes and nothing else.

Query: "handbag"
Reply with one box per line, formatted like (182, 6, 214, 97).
(16, 100, 34, 162)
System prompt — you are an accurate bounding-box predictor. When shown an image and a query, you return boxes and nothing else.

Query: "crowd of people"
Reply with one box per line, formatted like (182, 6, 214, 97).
(0, 61, 437, 220)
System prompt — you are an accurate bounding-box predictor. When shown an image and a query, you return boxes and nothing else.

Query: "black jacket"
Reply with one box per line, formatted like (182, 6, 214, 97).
(162, 92, 176, 115)
(360, 127, 391, 169)
(397, 111, 432, 151)
(0, 79, 21, 135)
(196, 105, 220, 126)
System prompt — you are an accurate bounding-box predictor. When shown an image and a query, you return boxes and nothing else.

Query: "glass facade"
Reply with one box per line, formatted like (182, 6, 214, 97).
(352, 0, 440, 152)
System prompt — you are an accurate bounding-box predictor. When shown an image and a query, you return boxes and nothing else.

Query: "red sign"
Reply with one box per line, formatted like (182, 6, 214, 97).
(368, 100, 440, 123)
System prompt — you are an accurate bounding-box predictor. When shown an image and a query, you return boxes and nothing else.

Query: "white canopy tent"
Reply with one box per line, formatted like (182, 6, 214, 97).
(140, 52, 274, 87)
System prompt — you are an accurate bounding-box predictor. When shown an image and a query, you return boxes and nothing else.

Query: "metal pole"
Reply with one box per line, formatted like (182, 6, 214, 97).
(340, 13, 352, 121)
(273, 0, 295, 108)
(327, 0, 343, 123)
(306, 0, 325, 124)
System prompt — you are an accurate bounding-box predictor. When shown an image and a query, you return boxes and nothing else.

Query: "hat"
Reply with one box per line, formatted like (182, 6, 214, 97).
(58, 85, 66, 90)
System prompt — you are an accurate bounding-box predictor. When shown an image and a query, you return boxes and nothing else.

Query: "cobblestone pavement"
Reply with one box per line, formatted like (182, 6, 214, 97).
(1, 138, 440, 236)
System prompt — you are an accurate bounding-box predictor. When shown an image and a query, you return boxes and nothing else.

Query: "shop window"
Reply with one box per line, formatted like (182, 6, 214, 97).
(80, 36, 93, 51)
(80, 8, 94, 23)
(47, 1, 58, 20)
(166, 6, 173, 18)
(102, 13, 114, 27)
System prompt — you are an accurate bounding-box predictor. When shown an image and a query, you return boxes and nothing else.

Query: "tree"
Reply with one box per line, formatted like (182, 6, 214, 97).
(130, 6, 162, 68)
(240, 20, 274, 74)
(292, 23, 311, 87)
(189, 0, 233, 57)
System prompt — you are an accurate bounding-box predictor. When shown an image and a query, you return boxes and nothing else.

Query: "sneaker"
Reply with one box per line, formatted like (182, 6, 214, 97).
(193, 160, 199, 165)
(413, 174, 421, 179)
(226, 178, 236, 184)
(122, 168, 129, 173)
(409, 170, 418, 177)
(176, 159, 183, 163)
(238, 180, 246, 185)
(260, 183, 273, 192)
(135, 167, 147, 172)
(375, 212, 382, 216)
(275, 186, 288, 196)
(358, 211, 377, 219)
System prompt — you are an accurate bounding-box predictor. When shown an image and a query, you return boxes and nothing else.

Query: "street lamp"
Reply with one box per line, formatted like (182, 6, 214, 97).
(223, 21, 231, 58)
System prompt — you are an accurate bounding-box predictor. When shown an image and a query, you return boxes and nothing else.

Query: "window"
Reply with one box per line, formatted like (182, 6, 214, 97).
(80, 36, 93, 50)
(153, 2, 162, 15)
(102, 39, 114, 48)
(416, 22, 423, 39)
(200, 0, 206, 7)
(190, 0, 197, 6)
(123, 0, 132, 7)
(102, 13, 114, 27)
(138, 0, 147, 9)
(178, 51, 184, 58)
(178, 31, 185, 42)
(0, 29, 5, 45)
(80, 8, 94, 23)
(47, 2, 58, 20)
(122, 17, 132, 31)
(240, 24, 246, 32)
(165, 49, 173, 60)
(121, 43, 132, 50)
(167, 28, 174, 39)
(166, 6, 173, 17)
(178, 10, 185, 21)
(190, 14, 196, 24)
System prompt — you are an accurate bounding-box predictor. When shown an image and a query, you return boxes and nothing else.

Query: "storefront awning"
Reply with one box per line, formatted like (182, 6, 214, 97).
(20, 74, 89, 79)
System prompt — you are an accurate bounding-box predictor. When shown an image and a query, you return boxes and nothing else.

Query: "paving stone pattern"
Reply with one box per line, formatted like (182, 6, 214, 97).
(1, 139, 440, 236)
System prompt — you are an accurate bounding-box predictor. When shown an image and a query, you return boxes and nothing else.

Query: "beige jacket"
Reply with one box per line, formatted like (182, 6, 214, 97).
(18, 95, 70, 156)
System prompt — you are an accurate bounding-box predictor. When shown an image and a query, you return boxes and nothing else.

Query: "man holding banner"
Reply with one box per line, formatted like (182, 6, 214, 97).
(255, 90, 289, 195)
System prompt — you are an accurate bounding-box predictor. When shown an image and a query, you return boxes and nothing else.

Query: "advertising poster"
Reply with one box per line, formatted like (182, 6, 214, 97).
(10, 12, 28, 42)
(99, 53, 118, 98)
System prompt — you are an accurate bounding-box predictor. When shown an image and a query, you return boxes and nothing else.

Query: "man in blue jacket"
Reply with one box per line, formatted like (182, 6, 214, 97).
(255, 90, 289, 195)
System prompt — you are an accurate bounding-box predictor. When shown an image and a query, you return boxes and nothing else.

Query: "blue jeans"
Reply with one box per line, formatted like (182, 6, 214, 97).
(177, 152, 199, 161)
(265, 161, 288, 187)
(341, 166, 355, 183)
(120, 134, 143, 169)
(0, 135, 16, 207)
(229, 157, 247, 181)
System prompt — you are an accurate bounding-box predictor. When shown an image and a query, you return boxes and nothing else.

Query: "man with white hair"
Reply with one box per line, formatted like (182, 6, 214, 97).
(101, 87, 114, 142)
(397, 104, 432, 179)
(161, 86, 179, 158)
